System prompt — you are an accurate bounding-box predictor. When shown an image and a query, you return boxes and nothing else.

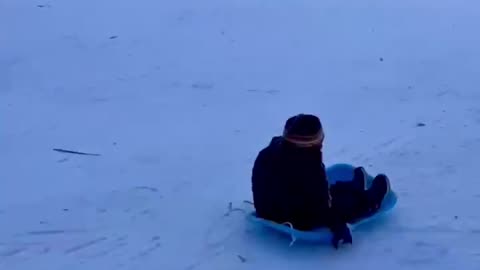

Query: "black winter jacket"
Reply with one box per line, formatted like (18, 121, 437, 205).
(251, 136, 344, 231)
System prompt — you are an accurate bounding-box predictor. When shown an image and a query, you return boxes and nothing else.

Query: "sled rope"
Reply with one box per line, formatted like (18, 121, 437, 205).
(243, 200, 297, 246)
(282, 222, 297, 246)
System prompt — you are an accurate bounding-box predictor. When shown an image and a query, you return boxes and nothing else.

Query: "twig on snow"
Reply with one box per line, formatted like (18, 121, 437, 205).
(237, 255, 247, 263)
(53, 148, 101, 156)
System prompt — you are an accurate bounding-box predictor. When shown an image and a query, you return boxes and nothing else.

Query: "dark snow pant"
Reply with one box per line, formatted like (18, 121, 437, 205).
(329, 181, 379, 224)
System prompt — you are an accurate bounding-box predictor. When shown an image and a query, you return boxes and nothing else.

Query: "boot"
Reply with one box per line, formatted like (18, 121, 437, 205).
(366, 174, 391, 212)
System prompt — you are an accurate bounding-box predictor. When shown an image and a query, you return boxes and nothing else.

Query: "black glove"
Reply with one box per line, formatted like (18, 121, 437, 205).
(331, 223, 352, 249)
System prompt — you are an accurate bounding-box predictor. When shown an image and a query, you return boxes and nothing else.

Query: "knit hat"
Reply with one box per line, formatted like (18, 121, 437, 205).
(283, 114, 324, 147)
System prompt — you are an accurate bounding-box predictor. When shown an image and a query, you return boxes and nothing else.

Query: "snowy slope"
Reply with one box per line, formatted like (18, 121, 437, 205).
(2, 0, 480, 269)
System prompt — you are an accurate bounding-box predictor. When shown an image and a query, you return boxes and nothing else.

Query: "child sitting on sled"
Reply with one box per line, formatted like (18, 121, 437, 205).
(251, 114, 391, 248)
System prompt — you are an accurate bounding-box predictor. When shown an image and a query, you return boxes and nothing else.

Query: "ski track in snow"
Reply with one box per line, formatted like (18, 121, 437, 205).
(2, 0, 480, 269)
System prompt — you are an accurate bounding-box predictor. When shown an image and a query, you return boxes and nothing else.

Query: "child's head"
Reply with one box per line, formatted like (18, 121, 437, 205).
(283, 114, 324, 149)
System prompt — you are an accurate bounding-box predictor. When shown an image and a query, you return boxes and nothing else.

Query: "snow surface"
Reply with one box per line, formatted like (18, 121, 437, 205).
(2, 0, 480, 269)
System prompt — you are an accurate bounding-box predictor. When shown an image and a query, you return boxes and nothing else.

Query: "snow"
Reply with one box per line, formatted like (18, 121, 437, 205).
(1, 0, 480, 269)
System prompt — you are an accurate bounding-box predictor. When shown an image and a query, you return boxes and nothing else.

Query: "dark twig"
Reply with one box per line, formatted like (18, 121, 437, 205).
(53, 148, 101, 156)
(237, 255, 247, 263)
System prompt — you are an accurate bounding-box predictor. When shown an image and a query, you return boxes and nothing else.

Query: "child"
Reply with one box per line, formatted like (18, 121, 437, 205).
(251, 114, 390, 248)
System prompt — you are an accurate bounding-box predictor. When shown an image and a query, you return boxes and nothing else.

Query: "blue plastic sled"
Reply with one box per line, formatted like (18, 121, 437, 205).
(247, 163, 397, 245)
